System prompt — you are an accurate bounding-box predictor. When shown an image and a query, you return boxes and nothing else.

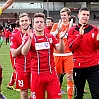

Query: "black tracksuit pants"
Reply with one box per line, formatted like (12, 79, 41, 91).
(73, 65, 99, 99)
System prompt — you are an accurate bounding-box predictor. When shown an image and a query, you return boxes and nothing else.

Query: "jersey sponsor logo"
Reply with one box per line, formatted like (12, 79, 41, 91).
(35, 42, 50, 50)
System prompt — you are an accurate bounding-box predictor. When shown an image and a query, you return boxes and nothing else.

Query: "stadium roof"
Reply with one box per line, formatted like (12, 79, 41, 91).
(2, 0, 99, 2)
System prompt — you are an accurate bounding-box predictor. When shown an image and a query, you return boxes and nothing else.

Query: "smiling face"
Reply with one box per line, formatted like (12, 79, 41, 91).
(78, 10, 90, 25)
(60, 11, 70, 23)
(19, 15, 31, 31)
(60, 7, 71, 23)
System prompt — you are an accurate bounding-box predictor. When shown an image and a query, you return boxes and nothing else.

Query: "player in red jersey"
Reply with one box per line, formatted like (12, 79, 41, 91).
(44, 17, 54, 34)
(10, 13, 32, 99)
(7, 20, 21, 91)
(68, 7, 99, 99)
(4, 28, 11, 45)
(21, 12, 66, 99)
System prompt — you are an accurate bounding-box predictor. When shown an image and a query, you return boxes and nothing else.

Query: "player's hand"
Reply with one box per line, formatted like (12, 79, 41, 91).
(59, 29, 67, 39)
(28, 29, 33, 40)
(97, 33, 99, 41)
(79, 25, 85, 35)
(22, 33, 26, 45)
(50, 29, 58, 36)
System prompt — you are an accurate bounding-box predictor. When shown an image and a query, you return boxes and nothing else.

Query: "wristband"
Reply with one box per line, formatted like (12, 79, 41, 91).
(0, 7, 2, 15)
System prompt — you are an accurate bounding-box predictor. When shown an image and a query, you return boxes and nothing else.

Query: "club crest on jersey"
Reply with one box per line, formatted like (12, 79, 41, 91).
(49, 38, 52, 43)
(92, 33, 95, 38)
(35, 42, 50, 50)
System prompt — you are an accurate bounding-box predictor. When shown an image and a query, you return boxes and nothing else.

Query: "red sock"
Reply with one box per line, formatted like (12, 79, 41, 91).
(8, 71, 16, 86)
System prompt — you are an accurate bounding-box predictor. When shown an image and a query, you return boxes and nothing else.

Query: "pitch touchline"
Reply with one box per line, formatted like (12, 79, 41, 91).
(0, 54, 9, 55)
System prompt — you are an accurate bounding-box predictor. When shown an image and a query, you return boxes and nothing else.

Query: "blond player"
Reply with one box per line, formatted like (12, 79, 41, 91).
(51, 7, 74, 99)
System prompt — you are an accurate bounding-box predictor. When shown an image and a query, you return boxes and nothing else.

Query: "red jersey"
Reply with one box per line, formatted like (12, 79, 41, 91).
(13, 28, 21, 33)
(10, 31, 31, 72)
(10, 28, 21, 69)
(97, 50, 99, 63)
(4, 29, 11, 38)
(30, 33, 59, 73)
(44, 26, 52, 34)
(68, 24, 99, 68)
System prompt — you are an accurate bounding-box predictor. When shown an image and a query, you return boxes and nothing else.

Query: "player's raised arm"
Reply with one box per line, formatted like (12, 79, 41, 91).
(0, 0, 14, 15)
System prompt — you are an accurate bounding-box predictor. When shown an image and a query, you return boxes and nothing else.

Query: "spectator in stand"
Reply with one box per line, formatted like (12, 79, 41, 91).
(6, 19, 12, 32)
(2, 21, 5, 28)
(68, 7, 99, 99)
(4, 27, 11, 45)
(44, 17, 54, 34)
(69, 15, 77, 26)
(14, 12, 17, 19)
(7, 19, 11, 27)
(93, 13, 96, 21)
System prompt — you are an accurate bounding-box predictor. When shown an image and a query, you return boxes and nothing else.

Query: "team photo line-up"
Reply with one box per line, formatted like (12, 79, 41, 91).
(1, 0, 99, 99)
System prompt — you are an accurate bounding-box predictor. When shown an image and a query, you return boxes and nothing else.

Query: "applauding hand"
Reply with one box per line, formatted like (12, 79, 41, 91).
(79, 25, 85, 35)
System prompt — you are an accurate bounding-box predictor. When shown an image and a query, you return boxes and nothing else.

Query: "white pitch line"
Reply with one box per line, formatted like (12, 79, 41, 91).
(0, 54, 9, 55)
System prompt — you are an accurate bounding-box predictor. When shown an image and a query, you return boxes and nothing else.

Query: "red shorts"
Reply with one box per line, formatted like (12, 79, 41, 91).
(15, 71, 31, 89)
(30, 70, 61, 99)
(54, 55, 74, 73)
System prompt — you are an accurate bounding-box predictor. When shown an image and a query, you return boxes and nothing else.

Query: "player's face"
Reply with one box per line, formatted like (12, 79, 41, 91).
(60, 11, 70, 22)
(19, 16, 31, 31)
(46, 19, 53, 27)
(78, 10, 90, 25)
(33, 17, 45, 32)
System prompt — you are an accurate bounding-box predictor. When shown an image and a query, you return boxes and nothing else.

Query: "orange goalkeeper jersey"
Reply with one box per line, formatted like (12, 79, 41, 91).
(51, 22, 72, 56)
